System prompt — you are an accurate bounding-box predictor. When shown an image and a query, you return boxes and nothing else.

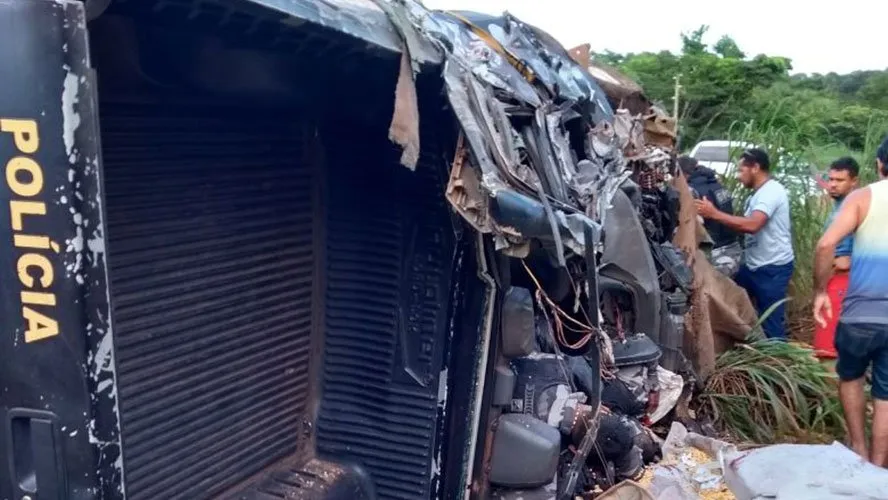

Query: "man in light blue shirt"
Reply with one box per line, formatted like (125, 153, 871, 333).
(695, 148, 794, 339)
(824, 157, 859, 262)
(812, 157, 859, 359)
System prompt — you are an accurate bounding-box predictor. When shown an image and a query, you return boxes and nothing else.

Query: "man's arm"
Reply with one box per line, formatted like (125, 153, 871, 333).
(706, 209, 768, 234)
(695, 185, 776, 234)
(814, 189, 864, 293)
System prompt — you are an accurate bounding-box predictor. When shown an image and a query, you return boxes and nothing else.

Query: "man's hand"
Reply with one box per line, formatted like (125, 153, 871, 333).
(694, 198, 717, 219)
(813, 291, 832, 328)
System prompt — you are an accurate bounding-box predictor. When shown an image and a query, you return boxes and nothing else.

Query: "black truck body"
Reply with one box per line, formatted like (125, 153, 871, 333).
(1, 1, 493, 499)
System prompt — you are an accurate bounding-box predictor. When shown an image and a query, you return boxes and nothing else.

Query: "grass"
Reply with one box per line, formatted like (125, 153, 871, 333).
(699, 339, 844, 444)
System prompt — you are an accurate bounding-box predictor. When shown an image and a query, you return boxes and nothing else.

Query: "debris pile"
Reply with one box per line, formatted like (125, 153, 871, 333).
(637, 423, 734, 500)
(613, 422, 888, 500)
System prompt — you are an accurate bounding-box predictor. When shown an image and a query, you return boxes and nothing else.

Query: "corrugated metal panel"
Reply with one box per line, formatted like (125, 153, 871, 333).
(317, 130, 455, 500)
(101, 98, 314, 500)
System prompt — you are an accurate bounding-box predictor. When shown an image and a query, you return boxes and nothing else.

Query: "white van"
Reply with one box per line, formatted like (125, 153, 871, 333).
(688, 140, 754, 178)
(688, 140, 825, 197)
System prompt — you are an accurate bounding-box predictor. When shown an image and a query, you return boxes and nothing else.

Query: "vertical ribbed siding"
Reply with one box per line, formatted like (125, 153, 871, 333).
(101, 98, 314, 500)
(317, 130, 455, 499)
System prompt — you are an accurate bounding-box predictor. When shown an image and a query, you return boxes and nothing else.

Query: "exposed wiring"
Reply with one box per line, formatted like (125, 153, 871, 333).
(535, 298, 577, 394)
(521, 261, 596, 351)
(566, 265, 596, 327)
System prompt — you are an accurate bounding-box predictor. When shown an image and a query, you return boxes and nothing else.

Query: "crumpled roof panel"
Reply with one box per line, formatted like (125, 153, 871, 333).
(448, 11, 614, 124)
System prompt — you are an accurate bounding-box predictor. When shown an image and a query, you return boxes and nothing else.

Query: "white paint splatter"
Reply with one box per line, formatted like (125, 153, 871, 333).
(65, 226, 85, 275)
(87, 223, 106, 267)
(92, 330, 114, 378)
(97, 379, 113, 393)
(437, 367, 448, 406)
(62, 70, 81, 159)
(87, 420, 101, 444)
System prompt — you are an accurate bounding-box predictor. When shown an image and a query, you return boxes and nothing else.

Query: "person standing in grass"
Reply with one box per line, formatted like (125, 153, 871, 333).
(812, 157, 860, 362)
(695, 148, 794, 340)
(814, 137, 888, 466)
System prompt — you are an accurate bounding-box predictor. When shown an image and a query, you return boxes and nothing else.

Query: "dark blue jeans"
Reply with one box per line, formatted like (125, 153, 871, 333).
(735, 261, 795, 340)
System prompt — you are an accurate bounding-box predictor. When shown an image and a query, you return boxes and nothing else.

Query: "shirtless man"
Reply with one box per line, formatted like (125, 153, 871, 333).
(814, 139, 888, 465)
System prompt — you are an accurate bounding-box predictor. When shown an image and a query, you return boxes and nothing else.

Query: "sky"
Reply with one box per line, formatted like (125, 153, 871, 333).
(421, 0, 887, 75)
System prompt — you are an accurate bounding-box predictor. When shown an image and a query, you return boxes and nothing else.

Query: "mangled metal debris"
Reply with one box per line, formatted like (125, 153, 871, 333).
(358, 2, 757, 498)
(377, 2, 614, 261)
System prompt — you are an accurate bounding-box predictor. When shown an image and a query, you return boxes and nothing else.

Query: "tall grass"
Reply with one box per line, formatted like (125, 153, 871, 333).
(700, 339, 844, 443)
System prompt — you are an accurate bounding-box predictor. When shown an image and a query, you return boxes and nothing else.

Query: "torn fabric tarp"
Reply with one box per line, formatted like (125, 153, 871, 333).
(388, 52, 420, 169)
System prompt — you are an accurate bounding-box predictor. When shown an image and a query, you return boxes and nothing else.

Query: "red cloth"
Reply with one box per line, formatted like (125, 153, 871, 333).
(813, 271, 849, 359)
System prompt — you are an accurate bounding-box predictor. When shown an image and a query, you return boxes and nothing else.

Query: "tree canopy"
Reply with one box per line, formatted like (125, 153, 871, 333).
(592, 27, 888, 152)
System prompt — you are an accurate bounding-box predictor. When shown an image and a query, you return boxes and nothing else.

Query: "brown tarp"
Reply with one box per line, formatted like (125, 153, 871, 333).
(388, 52, 420, 170)
(567, 43, 652, 116)
(672, 172, 756, 379)
(643, 109, 677, 150)
(566, 45, 676, 150)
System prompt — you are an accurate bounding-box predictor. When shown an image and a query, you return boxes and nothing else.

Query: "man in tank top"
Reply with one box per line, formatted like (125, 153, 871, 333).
(814, 137, 888, 466)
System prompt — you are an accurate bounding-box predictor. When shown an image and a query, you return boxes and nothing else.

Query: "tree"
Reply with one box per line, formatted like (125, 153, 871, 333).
(591, 50, 625, 67)
(680, 25, 709, 55)
(714, 35, 745, 59)
(595, 26, 888, 150)
(614, 26, 790, 143)
(856, 72, 888, 109)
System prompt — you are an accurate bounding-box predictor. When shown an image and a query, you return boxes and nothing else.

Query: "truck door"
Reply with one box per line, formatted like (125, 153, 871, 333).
(0, 2, 123, 500)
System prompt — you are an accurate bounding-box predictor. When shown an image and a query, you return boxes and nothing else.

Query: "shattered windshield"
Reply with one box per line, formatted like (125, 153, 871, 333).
(693, 146, 731, 162)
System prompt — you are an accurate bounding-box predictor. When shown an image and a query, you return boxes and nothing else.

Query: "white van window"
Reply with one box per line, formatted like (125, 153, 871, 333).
(692, 145, 731, 163)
